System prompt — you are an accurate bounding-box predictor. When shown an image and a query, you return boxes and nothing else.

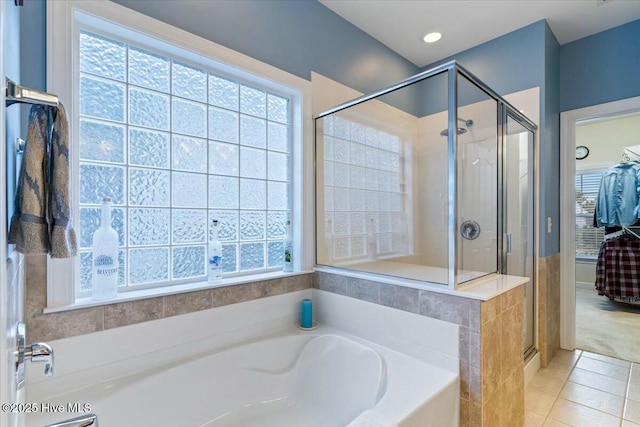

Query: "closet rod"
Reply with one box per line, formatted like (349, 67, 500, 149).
(5, 77, 58, 107)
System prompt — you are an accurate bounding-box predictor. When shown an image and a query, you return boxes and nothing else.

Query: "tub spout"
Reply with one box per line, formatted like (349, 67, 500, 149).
(25, 342, 54, 376)
(42, 413, 99, 427)
(15, 322, 54, 385)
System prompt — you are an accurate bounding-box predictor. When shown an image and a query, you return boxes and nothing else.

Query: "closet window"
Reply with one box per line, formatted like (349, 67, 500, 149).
(575, 171, 605, 259)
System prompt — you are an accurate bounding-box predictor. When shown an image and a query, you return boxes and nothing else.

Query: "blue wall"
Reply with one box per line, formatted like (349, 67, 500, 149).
(421, 20, 546, 108)
(112, 0, 421, 114)
(543, 23, 561, 255)
(560, 19, 640, 112)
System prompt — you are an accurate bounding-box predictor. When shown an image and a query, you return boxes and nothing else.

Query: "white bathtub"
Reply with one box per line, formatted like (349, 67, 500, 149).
(25, 325, 458, 427)
(24, 290, 460, 427)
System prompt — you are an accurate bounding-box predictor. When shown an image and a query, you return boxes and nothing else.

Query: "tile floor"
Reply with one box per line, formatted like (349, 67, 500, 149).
(526, 349, 640, 427)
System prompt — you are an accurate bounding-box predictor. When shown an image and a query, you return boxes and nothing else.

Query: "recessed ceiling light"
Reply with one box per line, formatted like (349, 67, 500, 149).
(423, 32, 442, 43)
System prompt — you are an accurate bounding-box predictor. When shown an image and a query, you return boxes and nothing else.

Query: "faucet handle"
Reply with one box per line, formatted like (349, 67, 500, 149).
(25, 342, 54, 376)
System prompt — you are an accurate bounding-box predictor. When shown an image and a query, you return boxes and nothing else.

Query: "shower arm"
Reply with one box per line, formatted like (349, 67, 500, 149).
(456, 117, 474, 127)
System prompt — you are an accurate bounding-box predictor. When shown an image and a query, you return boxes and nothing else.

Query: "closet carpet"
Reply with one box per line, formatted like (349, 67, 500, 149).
(576, 285, 640, 364)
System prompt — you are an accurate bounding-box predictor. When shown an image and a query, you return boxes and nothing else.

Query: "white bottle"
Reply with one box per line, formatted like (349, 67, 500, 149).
(92, 197, 119, 301)
(367, 217, 376, 260)
(208, 219, 223, 284)
(283, 220, 293, 272)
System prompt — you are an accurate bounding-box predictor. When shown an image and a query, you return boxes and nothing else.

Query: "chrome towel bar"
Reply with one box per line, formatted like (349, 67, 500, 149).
(6, 77, 58, 107)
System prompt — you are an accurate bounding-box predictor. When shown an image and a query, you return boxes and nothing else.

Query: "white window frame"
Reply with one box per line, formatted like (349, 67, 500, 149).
(46, 0, 313, 310)
(574, 165, 608, 261)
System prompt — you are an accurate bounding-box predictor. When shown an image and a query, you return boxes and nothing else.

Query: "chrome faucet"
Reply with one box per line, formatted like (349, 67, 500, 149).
(15, 322, 54, 389)
(24, 341, 54, 375)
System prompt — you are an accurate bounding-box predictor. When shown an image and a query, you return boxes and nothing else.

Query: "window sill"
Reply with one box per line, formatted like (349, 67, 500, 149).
(575, 256, 597, 263)
(43, 270, 314, 314)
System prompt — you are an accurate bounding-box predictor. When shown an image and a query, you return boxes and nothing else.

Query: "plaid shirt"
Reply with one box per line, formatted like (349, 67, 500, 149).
(596, 235, 640, 303)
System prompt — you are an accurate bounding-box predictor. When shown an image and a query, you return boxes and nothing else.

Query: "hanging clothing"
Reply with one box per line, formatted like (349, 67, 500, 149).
(594, 162, 640, 228)
(595, 234, 640, 303)
(9, 103, 77, 258)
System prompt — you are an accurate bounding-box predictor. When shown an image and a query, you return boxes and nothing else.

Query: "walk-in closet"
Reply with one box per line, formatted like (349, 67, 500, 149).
(575, 113, 640, 363)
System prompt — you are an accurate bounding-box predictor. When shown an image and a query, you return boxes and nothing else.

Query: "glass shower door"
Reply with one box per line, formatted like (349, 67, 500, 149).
(455, 74, 498, 286)
(503, 111, 536, 357)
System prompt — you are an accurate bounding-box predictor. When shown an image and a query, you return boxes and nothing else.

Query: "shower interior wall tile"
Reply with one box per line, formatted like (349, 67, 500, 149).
(23, 250, 313, 342)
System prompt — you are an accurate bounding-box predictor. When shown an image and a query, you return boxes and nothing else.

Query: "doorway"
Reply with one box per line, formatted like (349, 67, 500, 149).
(560, 96, 640, 361)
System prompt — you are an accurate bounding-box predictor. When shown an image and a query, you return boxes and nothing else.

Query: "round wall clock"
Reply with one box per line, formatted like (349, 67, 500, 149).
(576, 146, 589, 160)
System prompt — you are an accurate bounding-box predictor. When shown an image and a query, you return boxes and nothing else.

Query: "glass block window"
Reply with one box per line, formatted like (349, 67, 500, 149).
(575, 171, 604, 258)
(77, 31, 290, 294)
(322, 114, 407, 260)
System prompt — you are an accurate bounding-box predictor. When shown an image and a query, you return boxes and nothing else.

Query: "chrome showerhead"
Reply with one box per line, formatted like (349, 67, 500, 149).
(440, 127, 467, 137)
(439, 117, 473, 137)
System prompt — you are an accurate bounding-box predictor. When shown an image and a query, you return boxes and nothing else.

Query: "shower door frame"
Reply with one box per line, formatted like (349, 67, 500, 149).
(499, 105, 538, 359)
(314, 61, 538, 291)
(449, 64, 538, 290)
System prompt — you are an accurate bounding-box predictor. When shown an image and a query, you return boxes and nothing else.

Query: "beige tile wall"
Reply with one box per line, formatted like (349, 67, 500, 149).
(479, 286, 525, 427)
(538, 253, 561, 367)
(25, 255, 313, 342)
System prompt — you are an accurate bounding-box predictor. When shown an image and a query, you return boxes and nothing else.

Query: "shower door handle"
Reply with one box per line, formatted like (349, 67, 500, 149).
(505, 233, 512, 254)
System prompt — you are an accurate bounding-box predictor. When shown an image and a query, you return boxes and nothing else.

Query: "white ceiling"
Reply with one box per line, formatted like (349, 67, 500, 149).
(319, 0, 640, 67)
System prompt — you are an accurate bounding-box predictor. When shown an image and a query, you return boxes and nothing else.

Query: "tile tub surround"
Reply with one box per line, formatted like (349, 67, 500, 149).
(315, 271, 526, 427)
(24, 254, 313, 342)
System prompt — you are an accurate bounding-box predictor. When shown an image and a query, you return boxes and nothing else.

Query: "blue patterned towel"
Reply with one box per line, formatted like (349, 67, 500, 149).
(9, 103, 77, 258)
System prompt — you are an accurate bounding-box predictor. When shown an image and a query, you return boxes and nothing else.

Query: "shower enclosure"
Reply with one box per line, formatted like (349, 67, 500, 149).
(314, 61, 536, 354)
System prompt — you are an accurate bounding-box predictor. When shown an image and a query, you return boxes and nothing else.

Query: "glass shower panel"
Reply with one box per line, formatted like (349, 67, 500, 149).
(455, 74, 498, 285)
(504, 113, 536, 356)
(315, 72, 450, 285)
